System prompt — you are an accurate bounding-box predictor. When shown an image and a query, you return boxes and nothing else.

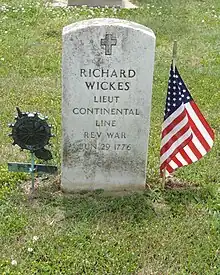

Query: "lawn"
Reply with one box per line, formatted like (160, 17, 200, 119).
(0, 0, 220, 274)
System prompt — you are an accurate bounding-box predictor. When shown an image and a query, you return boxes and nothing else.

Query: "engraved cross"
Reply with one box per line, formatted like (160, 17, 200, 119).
(100, 34, 117, 55)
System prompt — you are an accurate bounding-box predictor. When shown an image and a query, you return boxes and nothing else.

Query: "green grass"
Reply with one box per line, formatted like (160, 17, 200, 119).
(0, 0, 220, 273)
(0, 184, 219, 274)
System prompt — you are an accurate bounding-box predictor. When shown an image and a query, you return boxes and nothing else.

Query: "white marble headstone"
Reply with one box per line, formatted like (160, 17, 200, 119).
(62, 18, 155, 192)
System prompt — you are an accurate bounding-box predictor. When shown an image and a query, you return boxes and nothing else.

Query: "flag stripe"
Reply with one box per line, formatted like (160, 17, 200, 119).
(162, 104, 185, 130)
(187, 139, 203, 160)
(161, 115, 189, 148)
(176, 152, 188, 166)
(160, 128, 192, 164)
(182, 145, 198, 162)
(185, 102, 214, 147)
(162, 108, 185, 138)
(190, 133, 207, 156)
(186, 103, 212, 152)
(169, 160, 178, 170)
(188, 118, 211, 153)
(172, 156, 183, 167)
(160, 123, 191, 156)
(190, 101, 214, 139)
(166, 164, 173, 173)
(160, 133, 192, 170)
(178, 148, 193, 164)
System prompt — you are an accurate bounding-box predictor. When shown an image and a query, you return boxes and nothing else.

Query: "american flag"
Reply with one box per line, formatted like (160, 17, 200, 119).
(160, 65, 214, 174)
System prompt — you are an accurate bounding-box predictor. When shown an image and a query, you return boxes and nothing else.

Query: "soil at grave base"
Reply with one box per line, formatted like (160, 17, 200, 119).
(146, 175, 198, 191)
(20, 174, 198, 197)
(21, 175, 61, 196)
(164, 177, 199, 190)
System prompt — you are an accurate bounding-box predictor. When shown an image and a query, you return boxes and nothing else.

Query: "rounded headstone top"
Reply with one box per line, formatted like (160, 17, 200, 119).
(63, 18, 155, 39)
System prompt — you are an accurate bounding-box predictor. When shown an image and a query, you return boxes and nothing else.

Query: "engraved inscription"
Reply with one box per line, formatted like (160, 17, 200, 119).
(72, 67, 139, 151)
(100, 34, 117, 55)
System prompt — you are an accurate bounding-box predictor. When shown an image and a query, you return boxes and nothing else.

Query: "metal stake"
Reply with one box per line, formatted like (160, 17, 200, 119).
(30, 151, 35, 190)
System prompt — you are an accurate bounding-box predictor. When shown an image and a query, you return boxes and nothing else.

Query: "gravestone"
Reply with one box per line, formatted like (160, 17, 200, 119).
(68, 0, 122, 7)
(62, 18, 155, 192)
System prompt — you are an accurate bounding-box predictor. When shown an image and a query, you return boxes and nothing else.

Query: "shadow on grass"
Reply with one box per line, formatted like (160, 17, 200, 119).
(35, 186, 157, 224)
(23, 177, 219, 225)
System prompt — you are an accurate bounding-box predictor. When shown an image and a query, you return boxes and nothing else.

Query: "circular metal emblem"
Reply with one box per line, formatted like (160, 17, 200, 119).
(9, 108, 52, 152)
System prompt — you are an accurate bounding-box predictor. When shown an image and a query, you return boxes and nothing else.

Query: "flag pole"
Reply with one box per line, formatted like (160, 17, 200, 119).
(172, 40, 178, 72)
(161, 40, 178, 189)
(162, 168, 166, 189)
